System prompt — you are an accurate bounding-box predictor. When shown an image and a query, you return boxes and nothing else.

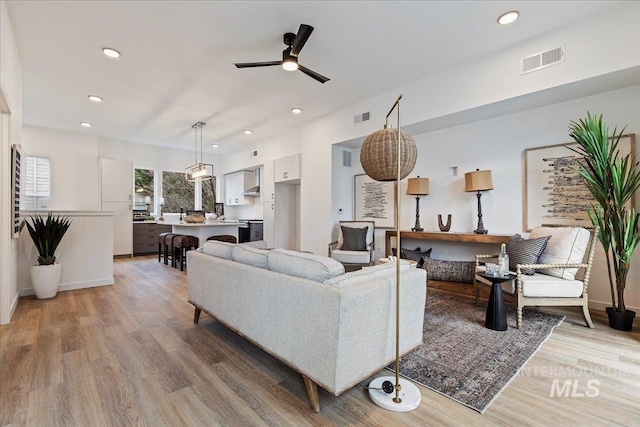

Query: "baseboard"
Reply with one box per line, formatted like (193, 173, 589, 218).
(19, 277, 114, 297)
(589, 299, 639, 313)
(10, 291, 20, 318)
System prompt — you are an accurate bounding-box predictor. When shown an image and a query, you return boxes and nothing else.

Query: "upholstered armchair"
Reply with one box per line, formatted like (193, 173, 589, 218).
(328, 221, 375, 267)
(474, 225, 598, 329)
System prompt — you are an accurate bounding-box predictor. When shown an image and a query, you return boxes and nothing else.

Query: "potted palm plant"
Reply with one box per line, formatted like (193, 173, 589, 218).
(21, 212, 72, 299)
(569, 113, 640, 331)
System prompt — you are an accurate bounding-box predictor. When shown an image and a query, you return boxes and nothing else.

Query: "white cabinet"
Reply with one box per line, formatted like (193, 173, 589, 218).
(274, 153, 301, 184)
(100, 158, 133, 202)
(100, 158, 133, 256)
(263, 201, 275, 247)
(224, 170, 254, 206)
(261, 160, 275, 202)
(263, 183, 299, 250)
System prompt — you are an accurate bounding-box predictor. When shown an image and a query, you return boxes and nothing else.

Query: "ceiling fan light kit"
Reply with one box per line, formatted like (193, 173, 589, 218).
(234, 24, 330, 83)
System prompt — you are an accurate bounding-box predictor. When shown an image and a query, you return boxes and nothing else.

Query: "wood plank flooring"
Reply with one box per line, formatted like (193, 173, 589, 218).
(1, 256, 639, 426)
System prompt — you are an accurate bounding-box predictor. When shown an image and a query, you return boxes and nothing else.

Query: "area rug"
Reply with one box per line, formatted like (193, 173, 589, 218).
(389, 289, 564, 413)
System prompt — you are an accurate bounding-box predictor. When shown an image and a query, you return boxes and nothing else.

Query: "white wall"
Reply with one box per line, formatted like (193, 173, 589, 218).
(331, 86, 640, 311)
(0, 0, 23, 325)
(21, 125, 223, 212)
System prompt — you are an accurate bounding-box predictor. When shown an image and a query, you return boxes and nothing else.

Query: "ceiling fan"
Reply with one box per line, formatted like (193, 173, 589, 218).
(234, 24, 330, 84)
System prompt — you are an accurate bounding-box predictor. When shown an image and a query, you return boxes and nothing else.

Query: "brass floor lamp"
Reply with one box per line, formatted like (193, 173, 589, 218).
(360, 94, 421, 412)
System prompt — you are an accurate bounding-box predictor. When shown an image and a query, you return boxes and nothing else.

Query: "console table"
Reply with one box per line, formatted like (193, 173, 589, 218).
(385, 230, 512, 257)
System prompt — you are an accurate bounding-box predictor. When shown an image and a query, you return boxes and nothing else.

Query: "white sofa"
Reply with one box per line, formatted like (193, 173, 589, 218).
(187, 241, 427, 412)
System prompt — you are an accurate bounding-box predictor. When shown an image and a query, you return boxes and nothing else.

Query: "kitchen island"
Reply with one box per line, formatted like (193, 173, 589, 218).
(167, 220, 240, 246)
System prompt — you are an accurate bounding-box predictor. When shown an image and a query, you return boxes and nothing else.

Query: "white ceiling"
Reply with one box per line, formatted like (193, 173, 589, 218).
(7, 1, 621, 155)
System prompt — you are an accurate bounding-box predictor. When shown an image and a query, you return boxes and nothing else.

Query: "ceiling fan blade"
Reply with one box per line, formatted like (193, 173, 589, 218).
(234, 61, 281, 68)
(298, 64, 330, 84)
(290, 24, 314, 57)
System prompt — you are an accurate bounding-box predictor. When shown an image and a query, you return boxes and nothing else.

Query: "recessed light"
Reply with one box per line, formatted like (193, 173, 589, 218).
(243, 129, 253, 135)
(88, 95, 103, 102)
(80, 122, 92, 127)
(291, 107, 302, 114)
(211, 144, 220, 148)
(102, 47, 121, 58)
(497, 11, 519, 25)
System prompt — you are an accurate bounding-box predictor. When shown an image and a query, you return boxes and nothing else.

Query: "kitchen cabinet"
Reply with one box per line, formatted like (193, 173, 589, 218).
(101, 158, 133, 202)
(133, 222, 171, 255)
(261, 161, 275, 202)
(263, 183, 298, 250)
(274, 153, 300, 184)
(100, 158, 133, 256)
(224, 170, 254, 206)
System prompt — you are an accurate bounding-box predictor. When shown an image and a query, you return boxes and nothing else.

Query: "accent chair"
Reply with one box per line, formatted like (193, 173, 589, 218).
(328, 221, 375, 268)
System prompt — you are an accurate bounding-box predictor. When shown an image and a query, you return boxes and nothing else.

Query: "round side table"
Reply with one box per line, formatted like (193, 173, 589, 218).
(476, 272, 516, 331)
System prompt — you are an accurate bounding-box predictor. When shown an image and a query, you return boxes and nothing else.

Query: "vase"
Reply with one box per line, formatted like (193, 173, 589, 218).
(31, 263, 62, 299)
(606, 307, 636, 331)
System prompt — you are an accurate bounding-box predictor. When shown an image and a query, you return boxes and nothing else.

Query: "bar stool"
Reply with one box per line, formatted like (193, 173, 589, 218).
(173, 235, 199, 271)
(207, 235, 237, 244)
(163, 233, 178, 266)
(158, 232, 174, 262)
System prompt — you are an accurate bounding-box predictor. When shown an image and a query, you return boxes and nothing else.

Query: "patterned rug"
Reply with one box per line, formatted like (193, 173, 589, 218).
(389, 289, 564, 413)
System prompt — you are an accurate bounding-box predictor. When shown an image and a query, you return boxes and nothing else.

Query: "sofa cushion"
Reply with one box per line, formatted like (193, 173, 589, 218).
(340, 226, 367, 251)
(201, 240, 235, 259)
(268, 249, 345, 283)
(324, 262, 410, 288)
(241, 240, 268, 249)
(529, 227, 590, 280)
(329, 249, 371, 265)
(519, 273, 584, 298)
(232, 245, 269, 269)
(506, 234, 551, 275)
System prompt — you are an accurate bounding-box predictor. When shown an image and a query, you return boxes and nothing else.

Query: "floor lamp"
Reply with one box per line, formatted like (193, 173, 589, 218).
(360, 94, 421, 412)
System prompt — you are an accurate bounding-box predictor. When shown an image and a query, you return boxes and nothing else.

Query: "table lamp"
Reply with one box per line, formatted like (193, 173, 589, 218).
(406, 177, 429, 232)
(464, 169, 493, 234)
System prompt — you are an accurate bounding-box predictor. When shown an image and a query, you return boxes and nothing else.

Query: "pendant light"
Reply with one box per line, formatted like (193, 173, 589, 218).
(185, 122, 214, 182)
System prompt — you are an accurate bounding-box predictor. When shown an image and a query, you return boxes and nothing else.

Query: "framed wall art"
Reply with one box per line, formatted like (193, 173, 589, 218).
(523, 134, 636, 231)
(354, 173, 396, 228)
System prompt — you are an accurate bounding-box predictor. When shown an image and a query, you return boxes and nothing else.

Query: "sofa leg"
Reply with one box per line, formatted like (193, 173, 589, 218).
(302, 375, 320, 413)
(193, 307, 201, 323)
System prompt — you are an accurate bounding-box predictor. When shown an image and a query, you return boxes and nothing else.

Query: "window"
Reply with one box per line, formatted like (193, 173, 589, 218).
(202, 177, 217, 213)
(162, 171, 194, 213)
(134, 168, 154, 210)
(22, 156, 50, 210)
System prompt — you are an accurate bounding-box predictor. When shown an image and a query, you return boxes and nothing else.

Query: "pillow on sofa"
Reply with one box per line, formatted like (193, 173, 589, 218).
(232, 245, 269, 269)
(241, 240, 268, 249)
(506, 234, 551, 275)
(423, 256, 475, 283)
(268, 249, 345, 282)
(324, 262, 410, 288)
(340, 226, 367, 251)
(202, 240, 235, 259)
(529, 226, 590, 280)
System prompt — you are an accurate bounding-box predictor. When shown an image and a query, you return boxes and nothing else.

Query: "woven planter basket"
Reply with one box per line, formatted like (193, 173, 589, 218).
(360, 128, 417, 181)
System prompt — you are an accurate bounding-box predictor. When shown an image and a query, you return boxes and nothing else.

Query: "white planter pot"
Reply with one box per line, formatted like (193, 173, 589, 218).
(31, 263, 62, 299)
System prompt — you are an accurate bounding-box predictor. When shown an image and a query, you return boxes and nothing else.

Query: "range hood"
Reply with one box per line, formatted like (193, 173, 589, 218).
(243, 168, 260, 196)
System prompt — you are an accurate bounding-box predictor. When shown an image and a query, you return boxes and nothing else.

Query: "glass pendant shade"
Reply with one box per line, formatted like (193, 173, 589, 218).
(360, 127, 417, 182)
(186, 121, 214, 182)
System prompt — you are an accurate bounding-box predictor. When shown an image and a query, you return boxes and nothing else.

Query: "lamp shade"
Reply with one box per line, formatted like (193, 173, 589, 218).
(360, 127, 417, 182)
(464, 169, 493, 192)
(406, 176, 429, 195)
(144, 196, 151, 204)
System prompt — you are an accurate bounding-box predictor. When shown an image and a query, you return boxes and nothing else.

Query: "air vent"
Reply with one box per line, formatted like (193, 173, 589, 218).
(353, 111, 371, 124)
(343, 150, 352, 167)
(521, 46, 565, 74)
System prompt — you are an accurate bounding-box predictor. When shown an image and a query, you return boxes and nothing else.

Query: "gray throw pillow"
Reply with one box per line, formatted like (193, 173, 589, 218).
(506, 234, 551, 275)
(340, 226, 368, 251)
(422, 256, 475, 283)
(392, 247, 432, 269)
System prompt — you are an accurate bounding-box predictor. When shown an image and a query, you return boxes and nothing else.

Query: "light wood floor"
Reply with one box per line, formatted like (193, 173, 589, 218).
(1, 256, 639, 426)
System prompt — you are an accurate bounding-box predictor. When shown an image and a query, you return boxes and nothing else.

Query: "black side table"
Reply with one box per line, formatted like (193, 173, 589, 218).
(477, 272, 516, 331)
